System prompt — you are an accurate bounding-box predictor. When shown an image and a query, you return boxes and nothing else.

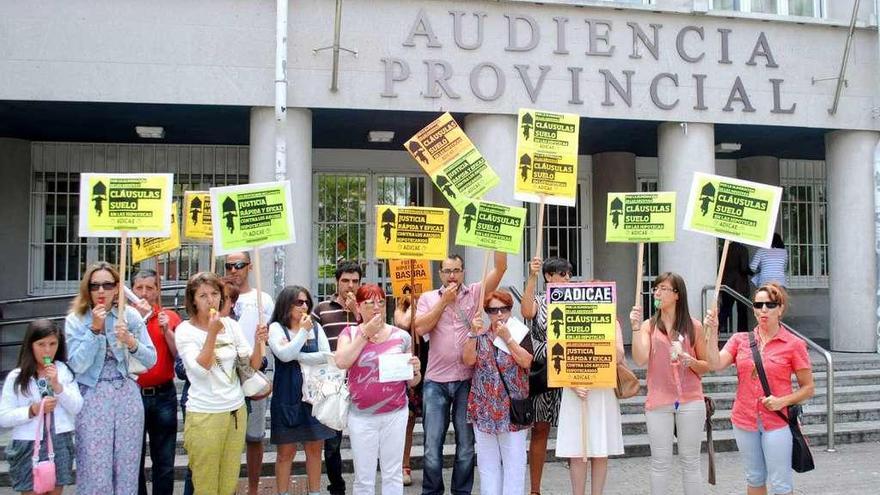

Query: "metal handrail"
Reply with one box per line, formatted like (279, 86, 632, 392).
(702, 284, 836, 452)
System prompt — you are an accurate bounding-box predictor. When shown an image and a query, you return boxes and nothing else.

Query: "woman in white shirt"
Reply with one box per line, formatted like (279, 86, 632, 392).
(268, 285, 335, 495)
(0, 319, 83, 494)
(175, 272, 267, 495)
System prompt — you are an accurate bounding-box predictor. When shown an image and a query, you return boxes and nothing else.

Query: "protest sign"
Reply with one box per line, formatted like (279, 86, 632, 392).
(545, 282, 618, 389)
(182, 191, 213, 241)
(209, 181, 296, 256)
(375, 206, 449, 260)
(131, 202, 181, 263)
(404, 113, 499, 212)
(78, 173, 174, 237)
(388, 259, 433, 299)
(455, 199, 527, 254)
(514, 109, 580, 207)
(683, 172, 782, 248)
(605, 192, 677, 243)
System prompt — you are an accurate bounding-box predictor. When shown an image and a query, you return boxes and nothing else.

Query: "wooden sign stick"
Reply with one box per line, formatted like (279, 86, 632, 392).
(117, 232, 129, 324)
(477, 250, 492, 317)
(534, 196, 546, 260)
(708, 239, 731, 342)
(635, 242, 645, 309)
(253, 248, 267, 354)
(581, 399, 590, 462)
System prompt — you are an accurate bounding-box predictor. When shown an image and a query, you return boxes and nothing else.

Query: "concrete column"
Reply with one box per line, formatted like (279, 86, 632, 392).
(825, 130, 879, 351)
(463, 113, 523, 292)
(0, 138, 31, 301)
(592, 152, 637, 341)
(658, 122, 717, 315)
(249, 107, 313, 297)
(736, 156, 780, 186)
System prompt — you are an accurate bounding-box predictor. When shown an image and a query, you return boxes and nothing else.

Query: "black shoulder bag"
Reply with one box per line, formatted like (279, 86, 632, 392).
(491, 342, 534, 426)
(748, 331, 815, 473)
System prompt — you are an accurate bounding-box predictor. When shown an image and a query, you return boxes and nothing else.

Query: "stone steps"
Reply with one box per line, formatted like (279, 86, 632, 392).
(2, 352, 879, 486)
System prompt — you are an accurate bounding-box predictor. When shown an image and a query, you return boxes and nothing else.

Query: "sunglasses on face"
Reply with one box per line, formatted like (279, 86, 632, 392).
(752, 301, 780, 310)
(363, 300, 386, 308)
(89, 281, 117, 292)
(485, 306, 512, 315)
(293, 299, 310, 308)
(224, 261, 250, 271)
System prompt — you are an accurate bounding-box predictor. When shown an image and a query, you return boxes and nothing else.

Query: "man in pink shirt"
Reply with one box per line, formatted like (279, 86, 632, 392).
(414, 252, 507, 495)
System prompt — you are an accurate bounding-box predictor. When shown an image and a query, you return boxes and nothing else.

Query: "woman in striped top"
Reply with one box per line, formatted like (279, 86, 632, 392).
(751, 233, 788, 288)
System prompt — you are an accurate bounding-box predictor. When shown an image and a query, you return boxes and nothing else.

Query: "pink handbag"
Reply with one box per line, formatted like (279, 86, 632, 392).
(32, 400, 56, 494)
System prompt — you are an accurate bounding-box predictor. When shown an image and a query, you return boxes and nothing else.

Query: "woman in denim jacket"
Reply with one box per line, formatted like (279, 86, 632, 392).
(64, 261, 156, 494)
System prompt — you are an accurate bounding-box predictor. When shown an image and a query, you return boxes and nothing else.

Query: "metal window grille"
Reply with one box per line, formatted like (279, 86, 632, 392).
(312, 173, 427, 302)
(29, 142, 248, 295)
(780, 159, 828, 288)
(523, 183, 590, 286)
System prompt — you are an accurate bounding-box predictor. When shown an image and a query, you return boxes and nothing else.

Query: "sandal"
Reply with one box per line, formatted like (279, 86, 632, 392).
(403, 466, 412, 486)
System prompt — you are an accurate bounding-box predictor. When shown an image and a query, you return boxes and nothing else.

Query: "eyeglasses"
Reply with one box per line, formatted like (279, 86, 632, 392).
(293, 299, 310, 308)
(89, 281, 116, 292)
(440, 268, 463, 275)
(485, 306, 512, 315)
(652, 286, 677, 294)
(363, 300, 386, 307)
(224, 261, 250, 271)
(752, 301, 780, 310)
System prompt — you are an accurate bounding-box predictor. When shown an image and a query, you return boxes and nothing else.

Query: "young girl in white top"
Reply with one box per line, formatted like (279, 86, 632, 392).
(0, 319, 84, 494)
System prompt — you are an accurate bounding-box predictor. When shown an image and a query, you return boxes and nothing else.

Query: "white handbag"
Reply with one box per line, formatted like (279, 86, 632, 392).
(301, 356, 350, 430)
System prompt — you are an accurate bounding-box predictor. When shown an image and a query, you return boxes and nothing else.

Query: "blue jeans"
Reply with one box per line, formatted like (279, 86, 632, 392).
(421, 379, 475, 495)
(733, 421, 794, 494)
(138, 383, 178, 495)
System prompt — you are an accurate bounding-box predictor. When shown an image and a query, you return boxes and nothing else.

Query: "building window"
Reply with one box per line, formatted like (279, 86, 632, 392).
(312, 173, 427, 302)
(29, 143, 248, 295)
(522, 182, 592, 283)
(779, 159, 828, 288)
(711, 0, 824, 17)
(636, 178, 661, 317)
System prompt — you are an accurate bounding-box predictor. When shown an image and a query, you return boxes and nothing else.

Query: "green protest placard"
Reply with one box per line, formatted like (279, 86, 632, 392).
(209, 181, 296, 256)
(78, 173, 174, 237)
(182, 191, 213, 241)
(375, 206, 450, 260)
(605, 192, 677, 243)
(514, 108, 580, 207)
(683, 172, 782, 248)
(404, 113, 499, 213)
(455, 199, 527, 254)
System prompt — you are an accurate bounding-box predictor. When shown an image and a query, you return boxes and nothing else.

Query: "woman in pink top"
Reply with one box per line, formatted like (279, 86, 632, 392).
(335, 284, 421, 495)
(630, 272, 710, 495)
(704, 283, 814, 495)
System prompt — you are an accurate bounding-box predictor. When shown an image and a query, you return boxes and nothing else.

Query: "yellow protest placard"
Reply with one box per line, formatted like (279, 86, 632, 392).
(375, 206, 449, 260)
(131, 202, 181, 263)
(683, 172, 782, 248)
(209, 181, 296, 256)
(388, 259, 433, 299)
(546, 282, 618, 388)
(78, 173, 174, 237)
(405, 113, 499, 212)
(454, 199, 527, 254)
(182, 191, 213, 241)
(514, 109, 580, 207)
(605, 192, 677, 243)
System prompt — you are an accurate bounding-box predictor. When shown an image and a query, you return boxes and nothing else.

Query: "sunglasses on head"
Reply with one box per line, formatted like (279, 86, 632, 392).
(485, 306, 512, 315)
(224, 261, 250, 271)
(89, 281, 116, 292)
(752, 301, 780, 310)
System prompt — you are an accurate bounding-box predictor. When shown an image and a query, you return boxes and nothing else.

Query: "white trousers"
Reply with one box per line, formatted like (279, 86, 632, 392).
(347, 407, 409, 495)
(474, 427, 529, 495)
(645, 400, 707, 495)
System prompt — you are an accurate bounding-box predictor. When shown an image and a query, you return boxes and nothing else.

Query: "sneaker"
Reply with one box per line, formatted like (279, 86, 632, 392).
(403, 467, 412, 486)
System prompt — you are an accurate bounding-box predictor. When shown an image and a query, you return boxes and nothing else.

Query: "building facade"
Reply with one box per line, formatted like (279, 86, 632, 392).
(1, 0, 879, 359)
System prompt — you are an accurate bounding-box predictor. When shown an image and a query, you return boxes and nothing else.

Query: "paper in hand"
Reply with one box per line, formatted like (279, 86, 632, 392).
(493, 317, 529, 354)
(378, 353, 415, 383)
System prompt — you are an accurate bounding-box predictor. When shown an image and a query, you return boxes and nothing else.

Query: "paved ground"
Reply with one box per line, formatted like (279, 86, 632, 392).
(6, 440, 877, 494)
